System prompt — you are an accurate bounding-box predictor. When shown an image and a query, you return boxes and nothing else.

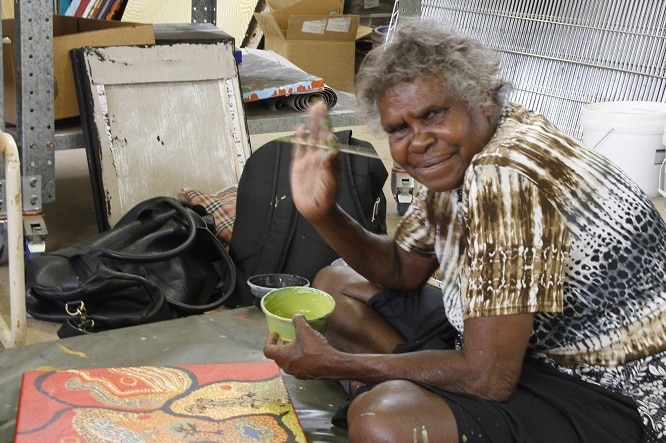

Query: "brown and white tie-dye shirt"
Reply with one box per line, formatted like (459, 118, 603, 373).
(394, 103, 666, 441)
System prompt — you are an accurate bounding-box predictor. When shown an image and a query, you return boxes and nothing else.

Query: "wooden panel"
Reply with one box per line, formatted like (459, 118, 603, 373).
(2, 1, 262, 46)
(73, 41, 251, 230)
(122, 0, 261, 46)
(1, 0, 12, 19)
(217, 0, 259, 46)
(121, 1, 190, 24)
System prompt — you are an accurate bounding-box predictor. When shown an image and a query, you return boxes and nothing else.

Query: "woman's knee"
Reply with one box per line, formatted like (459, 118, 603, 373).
(347, 380, 458, 443)
(313, 265, 361, 293)
(312, 265, 348, 293)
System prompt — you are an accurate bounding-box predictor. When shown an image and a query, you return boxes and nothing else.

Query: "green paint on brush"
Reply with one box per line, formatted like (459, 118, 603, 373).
(413, 425, 429, 443)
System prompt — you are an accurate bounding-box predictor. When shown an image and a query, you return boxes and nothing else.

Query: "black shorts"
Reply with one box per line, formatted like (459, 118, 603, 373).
(427, 358, 644, 442)
(366, 287, 645, 443)
(367, 283, 445, 341)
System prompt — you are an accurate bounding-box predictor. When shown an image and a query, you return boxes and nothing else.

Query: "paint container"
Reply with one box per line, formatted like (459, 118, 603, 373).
(580, 101, 666, 197)
(372, 25, 389, 49)
(660, 124, 666, 201)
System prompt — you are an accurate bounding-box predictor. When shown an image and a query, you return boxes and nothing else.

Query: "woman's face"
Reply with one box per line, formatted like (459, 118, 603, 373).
(378, 76, 498, 192)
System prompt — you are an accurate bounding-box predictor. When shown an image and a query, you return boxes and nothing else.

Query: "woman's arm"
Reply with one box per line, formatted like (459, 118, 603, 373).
(265, 312, 534, 401)
(291, 102, 438, 291)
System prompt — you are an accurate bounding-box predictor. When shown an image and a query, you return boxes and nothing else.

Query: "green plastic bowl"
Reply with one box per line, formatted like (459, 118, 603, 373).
(260, 287, 336, 341)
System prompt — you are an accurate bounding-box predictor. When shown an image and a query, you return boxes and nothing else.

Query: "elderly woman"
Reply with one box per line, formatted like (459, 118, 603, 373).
(264, 18, 666, 442)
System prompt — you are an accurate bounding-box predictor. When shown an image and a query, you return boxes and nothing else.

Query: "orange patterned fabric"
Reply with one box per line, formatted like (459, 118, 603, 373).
(15, 362, 306, 442)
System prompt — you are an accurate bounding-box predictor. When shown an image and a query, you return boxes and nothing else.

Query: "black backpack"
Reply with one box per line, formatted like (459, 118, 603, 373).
(227, 130, 388, 307)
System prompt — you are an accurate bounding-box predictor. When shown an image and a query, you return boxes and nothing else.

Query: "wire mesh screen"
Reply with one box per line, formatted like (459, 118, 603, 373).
(420, 0, 666, 139)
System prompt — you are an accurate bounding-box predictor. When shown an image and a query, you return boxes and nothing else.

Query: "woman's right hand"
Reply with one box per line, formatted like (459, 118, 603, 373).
(290, 101, 341, 223)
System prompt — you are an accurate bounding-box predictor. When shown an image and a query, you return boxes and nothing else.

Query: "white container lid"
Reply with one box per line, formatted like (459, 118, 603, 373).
(580, 101, 666, 135)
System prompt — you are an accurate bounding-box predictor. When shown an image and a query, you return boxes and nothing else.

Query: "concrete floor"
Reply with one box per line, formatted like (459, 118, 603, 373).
(0, 149, 99, 346)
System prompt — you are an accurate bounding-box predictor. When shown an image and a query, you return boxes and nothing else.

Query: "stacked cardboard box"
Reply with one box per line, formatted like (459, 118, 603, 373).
(254, 0, 367, 92)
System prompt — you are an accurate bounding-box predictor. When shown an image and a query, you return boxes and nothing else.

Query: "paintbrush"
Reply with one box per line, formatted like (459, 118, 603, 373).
(276, 136, 381, 159)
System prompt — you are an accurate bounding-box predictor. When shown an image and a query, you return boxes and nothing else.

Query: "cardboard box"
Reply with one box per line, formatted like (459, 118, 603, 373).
(3, 16, 154, 123)
(255, 0, 361, 92)
(266, 0, 345, 29)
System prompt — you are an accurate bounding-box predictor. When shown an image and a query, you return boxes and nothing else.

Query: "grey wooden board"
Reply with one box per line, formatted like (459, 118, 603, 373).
(77, 42, 251, 228)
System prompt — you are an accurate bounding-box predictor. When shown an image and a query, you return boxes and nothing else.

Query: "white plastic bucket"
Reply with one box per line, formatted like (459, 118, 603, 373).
(660, 124, 666, 200)
(580, 101, 666, 197)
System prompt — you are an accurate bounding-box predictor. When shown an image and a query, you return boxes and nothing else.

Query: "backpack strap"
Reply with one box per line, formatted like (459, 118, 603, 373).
(228, 139, 299, 306)
(336, 130, 388, 234)
(254, 141, 299, 272)
(338, 131, 367, 229)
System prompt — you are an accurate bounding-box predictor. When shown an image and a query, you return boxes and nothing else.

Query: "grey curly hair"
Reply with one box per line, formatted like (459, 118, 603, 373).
(355, 18, 512, 126)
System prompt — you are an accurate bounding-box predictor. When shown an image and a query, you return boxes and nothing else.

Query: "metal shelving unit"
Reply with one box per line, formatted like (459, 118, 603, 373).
(419, 0, 666, 140)
(0, 0, 54, 253)
(0, 0, 218, 252)
(0, 0, 413, 251)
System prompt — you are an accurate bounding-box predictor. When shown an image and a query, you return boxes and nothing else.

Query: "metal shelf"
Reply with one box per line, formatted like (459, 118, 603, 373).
(4, 125, 84, 152)
(54, 125, 86, 151)
(0, 1, 218, 252)
(1, 0, 220, 203)
(1, 0, 405, 204)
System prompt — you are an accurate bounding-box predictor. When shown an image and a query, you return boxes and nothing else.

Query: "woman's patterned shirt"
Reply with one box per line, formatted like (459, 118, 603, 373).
(394, 103, 666, 441)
